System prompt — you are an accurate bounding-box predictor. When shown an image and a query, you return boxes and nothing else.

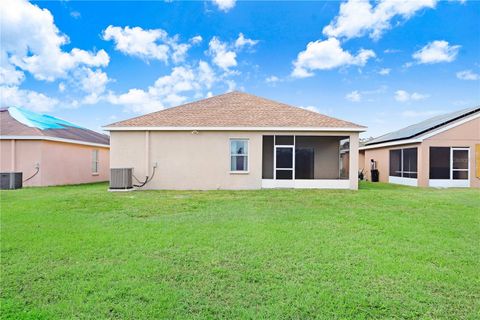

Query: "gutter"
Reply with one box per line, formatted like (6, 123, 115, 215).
(0, 135, 110, 148)
(359, 139, 422, 151)
(103, 126, 367, 132)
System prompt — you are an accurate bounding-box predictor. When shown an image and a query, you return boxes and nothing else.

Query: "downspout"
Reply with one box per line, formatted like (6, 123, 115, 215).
(145, 130, 150, 177)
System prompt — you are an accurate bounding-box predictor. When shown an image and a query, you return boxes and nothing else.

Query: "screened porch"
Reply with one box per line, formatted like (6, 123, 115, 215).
(261, 135, 351, 188)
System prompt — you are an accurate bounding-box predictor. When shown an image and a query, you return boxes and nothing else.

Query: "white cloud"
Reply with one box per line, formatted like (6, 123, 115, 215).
(212, 0, 236, 12)
(108, 61, 216, 114)
(323, 0, 436, 40)
(345, 90, 361, 102)
(0, 86, 58, 112)
(300, 106, 320, 113)
(198, 60, 215, 89)
(401, 110, 443, 117)
(384, 49, 401, 54)
(300, 105, 333, 115)
(344, 86, 387, 102)
(0, 64, 25, 86)
(70, 11, 81, 19)
(1, 0, 109, 82)
(394, 90, 429, 102)
(58, 82, 65, 92)
(208, 37, 237, 70)
(206, 34, 258, 72)
(265, 75, 281, 84)
(170, 42, 190, 64)
(226, 80, 236, 92)
(79, 68, 109, 96)
(108, 88, 163, 114)
(103, 25, 196, 64)
(103, 26, 169, 62)
(291, 38, 375, 78)
(235, 33, 259, 49)
(412, 40, 460, 64)
(78, 68, 110, 104)
(378, 68, 391, 75)
(190, 35, 203, 44)
(456, 70, 479, 81)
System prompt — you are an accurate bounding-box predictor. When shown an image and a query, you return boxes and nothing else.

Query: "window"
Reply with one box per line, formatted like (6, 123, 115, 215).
(430, 147, 469, 180)
(389, 149, 401, 177)
(230, 139, 248, 172)
(275, 146, 293, 179)
(389, 148, 417, 178)
(430, 147, 450, 179)
(295, 147, 314, 179)
(275, 136, 294, 145)
(452, 148, 469, 180)
(402, 148, 418, 178)
(92, 150, 99, 174)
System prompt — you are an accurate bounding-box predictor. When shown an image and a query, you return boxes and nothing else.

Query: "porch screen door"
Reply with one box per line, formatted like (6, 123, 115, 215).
(275, 146, 294, 179)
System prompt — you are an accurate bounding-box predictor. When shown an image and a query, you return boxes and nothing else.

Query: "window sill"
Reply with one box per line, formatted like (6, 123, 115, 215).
(230, 171, 249, 174)
(92, 173, 99, 176)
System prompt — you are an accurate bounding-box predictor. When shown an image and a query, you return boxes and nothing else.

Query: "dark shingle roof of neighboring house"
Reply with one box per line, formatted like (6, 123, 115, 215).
(105, 91, 365, 130)
(0, 107, 109, 146)
(365, 106, 480, 146)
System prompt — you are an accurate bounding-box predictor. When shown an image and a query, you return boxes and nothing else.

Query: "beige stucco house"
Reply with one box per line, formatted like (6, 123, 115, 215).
(104, 92, 365, 190)
(359, 107, 480, 188)
(0, 107, 110, 187)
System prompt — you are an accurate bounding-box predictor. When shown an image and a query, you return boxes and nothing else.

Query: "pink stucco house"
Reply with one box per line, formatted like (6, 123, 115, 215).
(359, 106, 480, 188)
(0, 107, 109, 187)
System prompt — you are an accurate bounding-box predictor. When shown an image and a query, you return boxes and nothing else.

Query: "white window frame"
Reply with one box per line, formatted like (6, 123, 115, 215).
(92, 149, 99, 175)
(230, 139, 249, 173)
(388, 147, 418, 186)
(389, 148, 418, 178)
(429, 147, 470, 188)
(273, 135, 295, 181)
(451, 147, 470, 180)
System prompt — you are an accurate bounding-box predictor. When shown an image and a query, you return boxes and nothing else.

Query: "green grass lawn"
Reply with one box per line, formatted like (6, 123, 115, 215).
(1, 182, 479, 319)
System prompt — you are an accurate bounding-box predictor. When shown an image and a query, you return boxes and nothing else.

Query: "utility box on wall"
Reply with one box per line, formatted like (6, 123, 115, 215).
(0, 172, 23, 190)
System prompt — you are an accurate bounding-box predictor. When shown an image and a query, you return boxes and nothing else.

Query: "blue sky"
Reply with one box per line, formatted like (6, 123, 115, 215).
(1, 0, 479, 137)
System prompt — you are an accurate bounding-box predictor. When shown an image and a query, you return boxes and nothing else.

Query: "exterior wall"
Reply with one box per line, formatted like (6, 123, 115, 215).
(0, 139, 109, 186)
(110, 131, 263, 190)
(0, 140, 43, 186)
(358, 150, 365, 174)
(421, 116, 480, 188)
(349, 132, 359, 190)
(110, 130, 360, 190)
(40, 141, 109, 186)
(361, 143, 421, 183)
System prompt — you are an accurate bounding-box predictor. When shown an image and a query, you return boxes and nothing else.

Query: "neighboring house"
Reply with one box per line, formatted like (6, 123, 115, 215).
(0, 107, 110, 186)
(104, 92, 365, 190)
(359, 107, 480, 188)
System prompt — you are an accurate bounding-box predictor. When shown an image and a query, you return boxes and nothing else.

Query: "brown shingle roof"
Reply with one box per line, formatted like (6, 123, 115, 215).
(0, 107, 110, 146)
(106, 91, 365, 129)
